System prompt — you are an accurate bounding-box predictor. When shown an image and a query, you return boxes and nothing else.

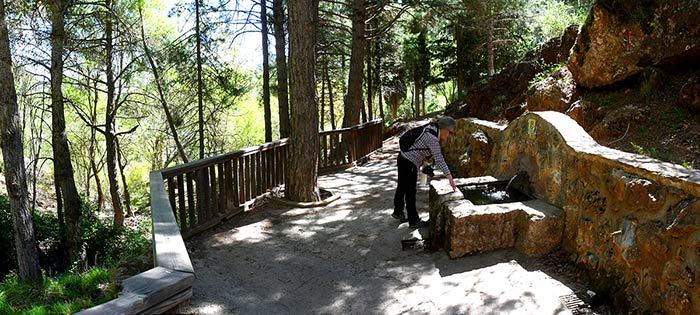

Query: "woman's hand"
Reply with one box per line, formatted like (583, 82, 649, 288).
(447, 174, 457, 192)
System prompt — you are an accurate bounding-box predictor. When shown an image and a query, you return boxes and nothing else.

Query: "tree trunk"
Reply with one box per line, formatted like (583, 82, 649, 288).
(360, 95, 367, 123)
(421, 86, 426, 116)
(366, 40, 373, 121)
(414, 79, 420, 117)
(116, 139, 132, 217)
(273, 0, 290, 139)
(89, 76, 104, 211)
(0, 0, 43, 283)
(320, 63, 325, 131)
(455, 20, 466, 99)
(262, 0, 272, 142)
(325, 64, 336, 129)
(196, 0, 204, 158)
(487, 15, 495, 76)
(286, 0, 319, 202)
(341, 0, 365, 128)
(49, 0, 82, 262)
(138, 7, 188, 163)
(376, 44, 383, 119)
(29, 95, 48, 212)
(104, 0, 125, 227)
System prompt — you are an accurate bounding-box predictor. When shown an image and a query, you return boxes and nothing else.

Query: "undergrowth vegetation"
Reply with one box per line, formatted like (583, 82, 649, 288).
(0, 268, 114, 315)
(0, 195, 152, 314)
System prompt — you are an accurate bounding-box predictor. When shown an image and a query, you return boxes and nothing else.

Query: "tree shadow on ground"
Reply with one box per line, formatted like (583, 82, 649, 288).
(180, 143, 596, 315)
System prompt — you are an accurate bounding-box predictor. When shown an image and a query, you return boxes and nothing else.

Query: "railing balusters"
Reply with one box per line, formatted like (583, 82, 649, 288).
(255, 152, 262, 197)
(196, 169, 205, 224)
(245, 155, 252, 202)
(160, 120, 382, 238)
(177, 175, 187, 233)
(208, 165, 218, 216)
(186, 172, 195, 227)
(232, 159, 240, 207)
(167, 177, 177, 224)
(223, 161, 232, 212)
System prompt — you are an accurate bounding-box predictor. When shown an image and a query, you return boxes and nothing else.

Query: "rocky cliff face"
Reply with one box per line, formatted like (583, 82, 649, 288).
(568, 0, 700, 88)
(441, 112, 700, 315)
(445, 25, 579, 121)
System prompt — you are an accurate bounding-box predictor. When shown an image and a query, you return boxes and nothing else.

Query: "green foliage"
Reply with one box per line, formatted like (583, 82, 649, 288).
(630, 142, 645, 155)
(81, 203, 151, 268)
(125, 162, 151, 210)
(529, 62, 565, 87)
(0, 197, 151, 280)
(682, 160, 695, 169)
(532, 0, 589, 42)
(660, 107, 688, 131)
(0, 268, 114, 314)
(639, 78, 654, 99)
(0, 196, 15, 279)
(630, 142, 664, 159)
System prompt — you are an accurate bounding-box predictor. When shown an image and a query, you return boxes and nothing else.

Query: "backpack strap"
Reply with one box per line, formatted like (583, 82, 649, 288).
(406, 123, 438, 152)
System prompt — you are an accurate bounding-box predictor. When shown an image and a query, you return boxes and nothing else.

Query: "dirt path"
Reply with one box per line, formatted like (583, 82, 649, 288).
(179, 138, 610, 315)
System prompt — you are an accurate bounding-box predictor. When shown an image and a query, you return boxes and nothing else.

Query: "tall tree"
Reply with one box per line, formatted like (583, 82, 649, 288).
(324, 63, 336, 129)
(341, 0, 365, 128)
(365, 38, 373, 121)
(138, 6, 189, 164)
(286, 0, 319, 202)
(196, 0, 204, 158)
(0, 0, 42, 283)
(103, 0, 126, 227)
(272, 0, 290, 138)
(46, 0, 83, 262)
(261, 0, 272, 142)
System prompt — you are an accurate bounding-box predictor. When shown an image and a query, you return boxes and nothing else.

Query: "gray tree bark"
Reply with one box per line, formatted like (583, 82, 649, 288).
(48, 0, 83, 261)
(196, 0, 204, 159)
(138, 6, 188, 163)
(0, 0, 43, 283)
(262, 0, 272, 142)
(104, 0, 125, 227)
(341, 0, 365, 128)
(273, 0, 290, 138)
(88, 76, 104, 211)
(286, 0, 319, 202)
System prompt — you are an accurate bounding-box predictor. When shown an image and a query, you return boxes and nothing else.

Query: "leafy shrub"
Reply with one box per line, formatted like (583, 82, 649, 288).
(0, 196, 16, 279)
(81, 203, 151, 268)
(0, 268, 115, 314)
(0, 197, 151, 278)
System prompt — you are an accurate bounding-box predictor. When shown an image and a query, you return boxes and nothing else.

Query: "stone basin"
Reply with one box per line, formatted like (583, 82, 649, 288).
(429, 176, 564, 259)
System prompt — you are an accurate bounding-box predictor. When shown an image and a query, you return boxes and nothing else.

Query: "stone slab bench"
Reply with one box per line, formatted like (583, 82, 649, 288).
(429, 176, 564, 258)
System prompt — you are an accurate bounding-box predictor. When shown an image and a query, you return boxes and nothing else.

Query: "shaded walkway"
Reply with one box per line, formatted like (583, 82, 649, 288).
(179, 138, 584, 315)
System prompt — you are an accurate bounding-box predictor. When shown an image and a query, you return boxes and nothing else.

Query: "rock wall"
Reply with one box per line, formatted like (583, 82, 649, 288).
(441, 118, 506, 178)
(568, 0, 700, 88)
(444, 111, 700, 315)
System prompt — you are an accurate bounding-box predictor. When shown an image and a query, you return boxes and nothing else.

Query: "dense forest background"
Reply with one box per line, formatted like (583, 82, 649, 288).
(0, 0, 594, 309)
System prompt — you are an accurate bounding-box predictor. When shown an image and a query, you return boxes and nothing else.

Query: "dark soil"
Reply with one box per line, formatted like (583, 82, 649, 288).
(586, 68, 700, 170)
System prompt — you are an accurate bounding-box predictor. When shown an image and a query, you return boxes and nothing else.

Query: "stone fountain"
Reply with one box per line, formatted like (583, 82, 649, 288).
(431, 111, 700, 315)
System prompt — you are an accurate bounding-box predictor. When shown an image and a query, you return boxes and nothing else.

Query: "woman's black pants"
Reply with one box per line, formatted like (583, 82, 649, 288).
(393, 154, 419, 224)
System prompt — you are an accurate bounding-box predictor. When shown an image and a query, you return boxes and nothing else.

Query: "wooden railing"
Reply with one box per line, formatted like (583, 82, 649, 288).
(319, 119, 383, 173)
(160, 139, 289, 239)
(163, 118, 383, 239)
(76, 119, 383, 314)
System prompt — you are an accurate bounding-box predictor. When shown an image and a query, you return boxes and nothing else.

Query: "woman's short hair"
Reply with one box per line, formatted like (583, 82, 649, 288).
(437, 116, 457, 130)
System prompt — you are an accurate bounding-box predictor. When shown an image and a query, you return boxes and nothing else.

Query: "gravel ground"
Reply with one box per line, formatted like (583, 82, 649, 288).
(178, 139, 620, 315)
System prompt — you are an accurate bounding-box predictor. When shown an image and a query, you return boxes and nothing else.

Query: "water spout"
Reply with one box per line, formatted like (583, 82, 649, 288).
(505, 173, 519, 191)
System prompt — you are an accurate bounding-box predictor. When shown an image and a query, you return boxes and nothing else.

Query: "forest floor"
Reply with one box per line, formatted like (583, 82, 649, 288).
(581, 69, 700, 170)
(179, 138, 619, 315)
